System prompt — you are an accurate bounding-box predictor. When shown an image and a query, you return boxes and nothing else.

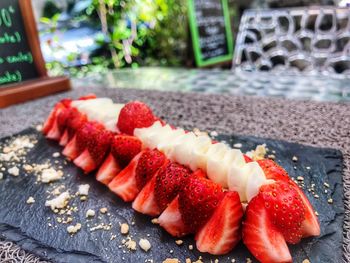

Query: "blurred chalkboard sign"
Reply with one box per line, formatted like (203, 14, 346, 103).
(0, 0, 70, 108)
(188, 0, 233, 67)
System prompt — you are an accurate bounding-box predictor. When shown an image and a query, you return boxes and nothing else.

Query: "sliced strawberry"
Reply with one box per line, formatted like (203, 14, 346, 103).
(257, 159, 290, 182)
(243, 195, 292, 263)
(56, 107, 70, 134)
(117, 101, 156, 135)
(59, 129, 69, 146)
(259, 181, 305, 244)
(258, 159, 320, 237)
(62, 135, 79, 160)
(42, 102, 65, 135)
(65, 108, 87, 139)
(87, 129, 113, 166)
(195, 191, 243, 255)
(74, 149, 96, 174)
(78, 94, 97, 100)
(96, 153, 122, 185)
(135, 149, 167, 190)
(244, 154, 253, 163)
(132, 175, 161, 216)
(178, 176, 224, 233)
(46, 116, 61, 140)
(75, 122, 104, 154)
(158, 196, 187, 237)
(154, 163, 191, 211)
(111, 135, 142, 167)
(108, 152, 142, 202)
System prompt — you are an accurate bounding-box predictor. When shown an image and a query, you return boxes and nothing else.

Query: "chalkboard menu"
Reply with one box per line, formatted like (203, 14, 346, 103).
(0, 0, 70, 108)
(0, 0, 39, 85)
(188, 0, 233, 67)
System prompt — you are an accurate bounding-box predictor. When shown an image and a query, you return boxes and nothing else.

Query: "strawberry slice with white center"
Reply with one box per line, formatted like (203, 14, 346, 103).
(158, 196, 188, 237)
(108, 151, 143, 202)
(132, 175, 161, 216)
(96, 135, 142, 185)
(243, 194, 292, 263)
(195, 191, 243, 255)
(157, 169, 206, 236)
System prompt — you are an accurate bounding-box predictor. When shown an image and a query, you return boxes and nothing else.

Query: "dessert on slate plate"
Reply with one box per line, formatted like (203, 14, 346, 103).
(42, 94, 321, 263)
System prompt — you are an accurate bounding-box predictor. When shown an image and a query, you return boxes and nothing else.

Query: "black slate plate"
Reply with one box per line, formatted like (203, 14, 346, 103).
(0, 128, 344, 263)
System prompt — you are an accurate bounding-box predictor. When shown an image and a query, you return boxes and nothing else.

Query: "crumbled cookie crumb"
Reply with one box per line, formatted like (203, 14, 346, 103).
(67, 223, 81, 234)
(45, 191, 70, 210)
(8, 166, 19, 176)
(0, 172, 3, 180)
(120, 223, 129, 235)
(302, 260, 310, 263)
(292, 156, 298, 162)
(52, 152, 60, 158)
(139, 238, 151, 252)
(188, 244, 193, 250)
(86, 209, 95, 218)
(233, 143, 242, 148)
(100, 207, 108, 214)
(151, 218, 159, 224)
(297, 176, 304, 181)
(163, 259, 179, 263)
(175, 239, 183, 245)
(246, 258, 252, 263)
(328, 198, 333, 204)
(246, 144, 267, 161)
(78, 184, 90, 196)
(26, 196, 35, 204)
(324, 182, 330, 188)
(124, 237, 137, 251)
(41, 168, 63, 183)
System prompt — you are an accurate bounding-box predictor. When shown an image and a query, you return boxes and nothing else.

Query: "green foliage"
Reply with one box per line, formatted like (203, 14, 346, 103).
(42, 0, 189, 74)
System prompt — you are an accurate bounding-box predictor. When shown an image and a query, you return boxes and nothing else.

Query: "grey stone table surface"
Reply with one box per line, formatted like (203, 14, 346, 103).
(0, 70, 350, 262)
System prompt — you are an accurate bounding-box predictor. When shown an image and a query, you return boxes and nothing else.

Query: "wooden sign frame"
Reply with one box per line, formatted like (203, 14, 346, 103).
(188, 0, 233, 67)
(0, 0, 71, 108)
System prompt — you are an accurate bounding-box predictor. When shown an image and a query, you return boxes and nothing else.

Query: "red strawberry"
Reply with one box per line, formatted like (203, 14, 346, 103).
(75, 122, 104, 154)
(60, 98, 72, 107)
(59, 129, 69, 146)
(111, 135, 142, 167)
(135, 149, 167, 190)
(65, 108, 87, 139)
(132, 175, 162, 216)
(74, 149, 96, 173)
(244, 154, 253, 163)
(78, 94, 97, 100)
(117, 101, 156, 135)
(108, 152, 143, 202)
(259, 181, 305, 244)
(42, 102, 65, 135)
(158, 196, 187, 237)
(56, 107, 70, 133)
(243, 194, 292, 263)
(195, 191, 243, 255)
(257, 159, 289, 182)
(178, 176, 224, 233)
(96, 153, 122, 185)
(87, 129, 113, 166)
(62, 135, 79, 160)
(154, 163, 191, 211)
(258, 159, 320, 237)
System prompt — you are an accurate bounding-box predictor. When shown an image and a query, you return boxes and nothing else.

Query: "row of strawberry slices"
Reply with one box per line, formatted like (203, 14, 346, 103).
(42, 95, 320, 263)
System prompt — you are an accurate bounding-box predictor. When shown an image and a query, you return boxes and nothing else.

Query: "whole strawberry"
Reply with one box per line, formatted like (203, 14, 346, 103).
(154, 163, 191, 211)
(135, 149, 167, 190)
(117, 101, 156, 135)
(178, 176, 224, 233)
(111, 135, 142, 167)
